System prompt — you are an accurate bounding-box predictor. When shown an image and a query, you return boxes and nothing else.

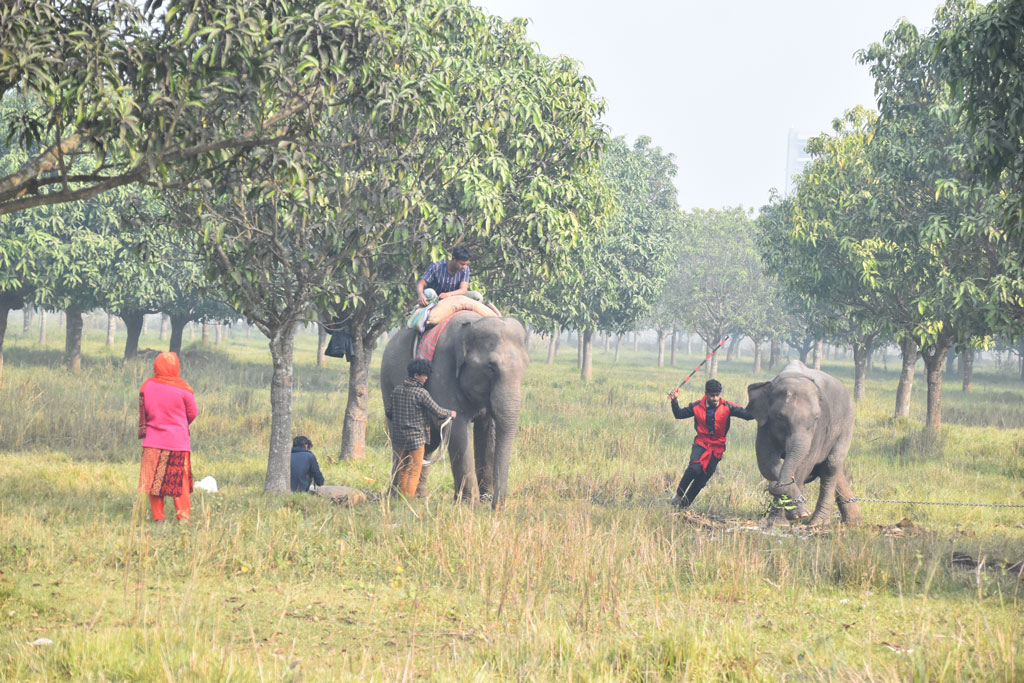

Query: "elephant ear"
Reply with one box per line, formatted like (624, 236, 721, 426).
(747, 381, 770, 398)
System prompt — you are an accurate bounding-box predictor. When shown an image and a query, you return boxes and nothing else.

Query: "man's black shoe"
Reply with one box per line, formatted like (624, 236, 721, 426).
(670, 495, 690, 508)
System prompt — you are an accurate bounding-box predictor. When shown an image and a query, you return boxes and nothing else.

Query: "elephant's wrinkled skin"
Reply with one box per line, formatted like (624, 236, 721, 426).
(746, 360, 862, 526)
(380, 314, 528, 509)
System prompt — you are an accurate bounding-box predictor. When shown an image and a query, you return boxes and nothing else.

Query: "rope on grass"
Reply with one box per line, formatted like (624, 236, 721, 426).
(846, 497, 1024, 509)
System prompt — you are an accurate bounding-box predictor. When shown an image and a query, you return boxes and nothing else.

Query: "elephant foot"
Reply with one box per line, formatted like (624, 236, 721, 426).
(807, 512, 832, 527)
(838, 502, 863, 526)
(780, 496, 810, 521)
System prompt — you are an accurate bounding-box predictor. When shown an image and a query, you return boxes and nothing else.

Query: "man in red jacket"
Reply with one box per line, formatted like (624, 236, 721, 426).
(668, 378, 755, 508)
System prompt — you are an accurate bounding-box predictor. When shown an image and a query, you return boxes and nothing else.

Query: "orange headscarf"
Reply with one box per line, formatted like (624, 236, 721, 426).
(141, 352, 194, 394)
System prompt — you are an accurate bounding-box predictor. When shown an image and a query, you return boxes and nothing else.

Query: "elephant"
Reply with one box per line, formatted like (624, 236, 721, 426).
(746, 360, 862, 526)
(379, 313, 529, 508)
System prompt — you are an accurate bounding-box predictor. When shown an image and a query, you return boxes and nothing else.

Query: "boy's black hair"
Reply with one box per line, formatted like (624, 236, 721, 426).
(705, 379, 723, 395)
(408, 359, 432, 378)
(452, 245, 471, 261)
(293, 435, 313, 450)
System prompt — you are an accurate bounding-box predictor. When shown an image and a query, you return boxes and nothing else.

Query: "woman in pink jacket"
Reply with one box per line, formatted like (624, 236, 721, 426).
(137, 352, 198, 522)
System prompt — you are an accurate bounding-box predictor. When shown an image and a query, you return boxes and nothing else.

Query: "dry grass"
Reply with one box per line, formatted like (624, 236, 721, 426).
(1, 320, 1023, 680)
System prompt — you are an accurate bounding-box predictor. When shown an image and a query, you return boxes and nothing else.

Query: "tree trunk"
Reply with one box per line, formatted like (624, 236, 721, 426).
(852, 342, 869, 402)
(753, 342, 762, 374)
(709, 342, 720, 378)
(59, 311, 65, 332)
(670, 329, 677, 366)
(316, 323, 328, 368)
(614, 334, 621, 362)
(546, 329, 557, 364)
(121, 310, 144, 362)
(656, 330, 665, 368)
(64, 309, 84, 373)
(603, 332, 610, 353)
(141, 314, 149, 336)
(339, 323, 377, 461)
(812, 338, 822, 370)
(215, 323, 223, 345)
(264, 323, 298, 493)
(105, 312, 116, 347)
(169, 315, 188, 355)
(159, 314, 170, 341)
(581, 328, 594, 382)
(768, 338, 780, 369)
(38, 309, 47, 346)
(921, 337, 955, 432)
(22, 306, 33, 336)
(633, 332, 639, 352)
(576, 330, 583, 370)
(798, 340, 810, 364)
(962, 349, 974, 393)
(201, 322, 210, 344)
(686, 333, 692, 356)
(894, 338, 918, 418)
(726, 334, 740, 362)
(0, 303, 9, 380)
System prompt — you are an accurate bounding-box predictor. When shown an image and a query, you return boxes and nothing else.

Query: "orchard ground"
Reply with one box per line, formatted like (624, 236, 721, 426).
(1, 316, 1022, 680)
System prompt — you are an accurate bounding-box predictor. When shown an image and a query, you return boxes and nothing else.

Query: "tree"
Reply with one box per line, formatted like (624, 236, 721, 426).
(759, 110, 891, 402)
(860, 16, 1024, 430)
(557, 136, 679, 382)
(934, 0, 1024, 238)
(674, 207, 761, 379)
(0, 0, 399, 217)
(174, 0, 611, 489)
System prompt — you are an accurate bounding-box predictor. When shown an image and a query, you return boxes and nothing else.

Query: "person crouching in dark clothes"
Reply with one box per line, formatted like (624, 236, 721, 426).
(386, 359, 457, 498)
(668, 379, 754, 508)
(290, 436, 325, 493)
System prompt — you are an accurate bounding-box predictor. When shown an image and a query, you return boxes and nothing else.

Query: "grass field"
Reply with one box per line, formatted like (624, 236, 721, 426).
(1, 318, 1023, 680)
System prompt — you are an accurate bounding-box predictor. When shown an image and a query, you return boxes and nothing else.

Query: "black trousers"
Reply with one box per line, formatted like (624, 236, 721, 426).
(675, 443, 720, 502)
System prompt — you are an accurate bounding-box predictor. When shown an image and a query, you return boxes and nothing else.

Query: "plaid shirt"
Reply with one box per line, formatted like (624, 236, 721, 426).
(385, 378, 453, 451)
(421, 260, 469, 294)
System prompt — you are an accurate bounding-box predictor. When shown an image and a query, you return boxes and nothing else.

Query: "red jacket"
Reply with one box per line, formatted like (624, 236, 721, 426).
(671, 396, 754, 471)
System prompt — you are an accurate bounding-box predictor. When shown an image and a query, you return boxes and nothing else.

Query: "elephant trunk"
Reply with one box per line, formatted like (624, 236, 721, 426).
(770, 431, 811, 500)
(490, 381, 522, 509)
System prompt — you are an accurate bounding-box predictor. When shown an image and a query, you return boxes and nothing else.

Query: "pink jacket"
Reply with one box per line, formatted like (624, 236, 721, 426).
(141, 381, 198, 452)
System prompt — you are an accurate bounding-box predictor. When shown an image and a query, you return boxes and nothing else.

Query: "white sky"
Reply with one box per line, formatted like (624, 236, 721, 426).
(478, 0, 942, 211)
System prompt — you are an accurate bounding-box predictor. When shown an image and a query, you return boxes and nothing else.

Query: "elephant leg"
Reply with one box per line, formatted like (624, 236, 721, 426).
(473, 417, 496, 496)
(808, 469, 839, 527)
(447, 420, 479, 503)
(834, 470, 862, 525)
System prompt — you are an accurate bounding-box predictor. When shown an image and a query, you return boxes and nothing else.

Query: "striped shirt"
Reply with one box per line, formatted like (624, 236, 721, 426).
(421, 260, 469, 294)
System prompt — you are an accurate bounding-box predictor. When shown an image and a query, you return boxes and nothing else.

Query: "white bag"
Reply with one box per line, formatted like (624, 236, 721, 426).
(194, 475, 218, 492)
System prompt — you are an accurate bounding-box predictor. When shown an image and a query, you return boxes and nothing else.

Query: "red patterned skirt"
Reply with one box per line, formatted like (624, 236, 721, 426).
(138, 448, 193, 497)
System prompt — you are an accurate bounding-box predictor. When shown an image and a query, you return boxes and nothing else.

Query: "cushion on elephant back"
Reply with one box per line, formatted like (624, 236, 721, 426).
(425, 295, 496, 325)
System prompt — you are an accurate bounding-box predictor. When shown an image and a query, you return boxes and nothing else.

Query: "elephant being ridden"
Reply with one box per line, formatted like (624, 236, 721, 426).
(746, 360, 862, 526)
(380, 313, 528, 509)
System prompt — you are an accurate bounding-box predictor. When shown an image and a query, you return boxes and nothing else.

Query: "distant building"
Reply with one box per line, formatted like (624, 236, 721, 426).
(784, 129, 813, 196)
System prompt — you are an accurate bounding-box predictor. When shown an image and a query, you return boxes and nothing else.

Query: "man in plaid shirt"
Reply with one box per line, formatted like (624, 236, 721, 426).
(386, 359, 457, 498)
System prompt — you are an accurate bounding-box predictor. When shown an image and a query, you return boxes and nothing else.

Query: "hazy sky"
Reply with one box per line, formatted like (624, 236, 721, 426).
(479, 0, 942, 211)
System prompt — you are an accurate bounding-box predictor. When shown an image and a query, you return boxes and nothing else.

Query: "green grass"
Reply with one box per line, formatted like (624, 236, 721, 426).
(1, 320, 1023, 680)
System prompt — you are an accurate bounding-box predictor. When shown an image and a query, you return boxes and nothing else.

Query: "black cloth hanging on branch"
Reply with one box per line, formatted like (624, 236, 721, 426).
(323, 314, 354, 361)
